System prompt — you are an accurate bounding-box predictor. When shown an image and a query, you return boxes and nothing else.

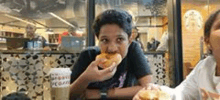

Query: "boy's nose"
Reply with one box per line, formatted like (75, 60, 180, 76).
(107, 43, 118, 54)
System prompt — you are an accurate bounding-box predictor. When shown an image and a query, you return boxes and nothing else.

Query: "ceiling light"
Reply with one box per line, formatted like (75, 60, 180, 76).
(49, 12, 76, 28)
(5, 14, 36, 26)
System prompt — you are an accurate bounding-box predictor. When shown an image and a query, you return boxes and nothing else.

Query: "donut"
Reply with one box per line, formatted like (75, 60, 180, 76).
(138, 90, 170, 100)
(96, 53, 122, 69)
(139, 90, 158, 100)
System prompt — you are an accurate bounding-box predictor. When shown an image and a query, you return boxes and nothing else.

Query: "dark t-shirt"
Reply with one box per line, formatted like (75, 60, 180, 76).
(23, 35, 47, 49)
(71, 41, 152, 89)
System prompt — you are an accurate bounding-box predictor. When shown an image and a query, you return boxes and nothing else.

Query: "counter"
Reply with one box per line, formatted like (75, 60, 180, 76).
(0, 50, 79, 99)
(0, 50, 72, 54)
(0, 50, 170, 99)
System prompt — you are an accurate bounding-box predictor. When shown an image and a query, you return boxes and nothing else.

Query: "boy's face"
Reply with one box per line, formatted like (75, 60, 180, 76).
(98, 24, 132, 59)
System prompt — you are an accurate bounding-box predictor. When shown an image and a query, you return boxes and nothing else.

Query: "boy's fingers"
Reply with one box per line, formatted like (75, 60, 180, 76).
(90, 58, 107, 67)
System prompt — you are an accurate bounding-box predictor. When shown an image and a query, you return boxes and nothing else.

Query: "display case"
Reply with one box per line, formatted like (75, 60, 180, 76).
(48, 33, 60, 44)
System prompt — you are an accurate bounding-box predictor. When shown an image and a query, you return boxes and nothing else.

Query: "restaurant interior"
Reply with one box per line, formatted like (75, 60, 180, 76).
(0, 0, 220, 99)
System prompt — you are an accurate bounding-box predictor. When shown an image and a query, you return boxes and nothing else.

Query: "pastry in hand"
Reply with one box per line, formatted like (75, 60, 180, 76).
(96, 53, 122, 69)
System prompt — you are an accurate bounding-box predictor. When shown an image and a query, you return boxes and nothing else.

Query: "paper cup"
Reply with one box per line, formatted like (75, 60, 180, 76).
(49, 68, 72, 100)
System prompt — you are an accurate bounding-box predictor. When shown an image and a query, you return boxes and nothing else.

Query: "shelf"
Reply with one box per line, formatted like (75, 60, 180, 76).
(0, 31, 24, 38)
(48, 33, 60, 44)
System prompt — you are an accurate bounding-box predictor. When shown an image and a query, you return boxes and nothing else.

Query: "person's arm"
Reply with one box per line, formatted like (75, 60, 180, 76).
(69, 49, 119, 99)
(85, 75, 152, 99)
(160, 60, 204, 100)
(85, 42, 153, 99)
(133, 60, 204, 100)
(23, 41, 28, 50)
(69, 70, 91, 98)
(39, 36, 51, 50)
(70, 59, 118, 99)
(69, 50, 92, 99)
(85, 86, 143, 99)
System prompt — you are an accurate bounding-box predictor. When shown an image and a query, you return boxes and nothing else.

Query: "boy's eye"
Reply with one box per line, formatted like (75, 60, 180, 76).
(101, 39, 108, 43)
(117, 38, 124, 42)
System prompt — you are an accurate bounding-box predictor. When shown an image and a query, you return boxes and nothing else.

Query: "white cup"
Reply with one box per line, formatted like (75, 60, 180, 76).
(49, 68, 72, 88)
(49, 68, 72, 100)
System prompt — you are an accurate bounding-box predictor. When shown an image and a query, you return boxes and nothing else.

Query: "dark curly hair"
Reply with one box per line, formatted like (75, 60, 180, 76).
(92, 9, 133, 38)
(204, 9, 220, 39)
